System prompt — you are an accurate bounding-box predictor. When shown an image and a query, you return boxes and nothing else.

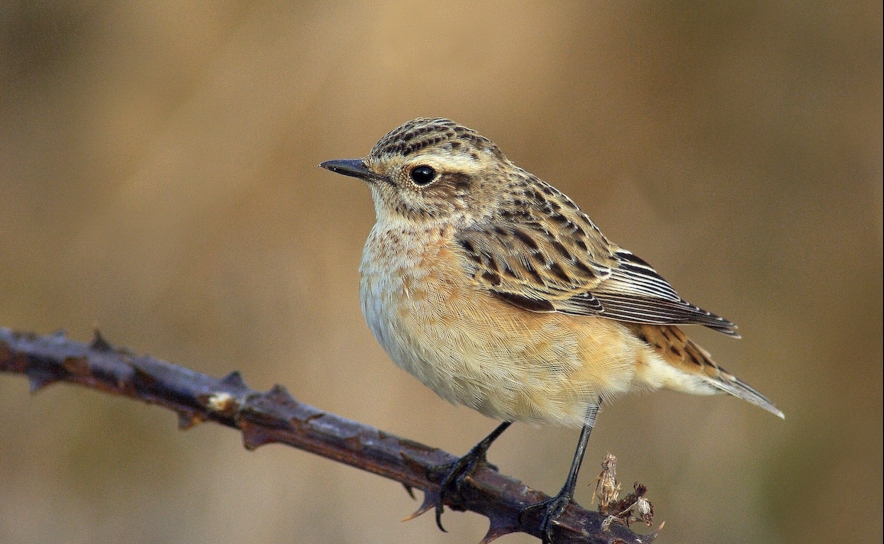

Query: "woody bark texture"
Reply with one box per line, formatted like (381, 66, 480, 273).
(0, 327, 649, 544)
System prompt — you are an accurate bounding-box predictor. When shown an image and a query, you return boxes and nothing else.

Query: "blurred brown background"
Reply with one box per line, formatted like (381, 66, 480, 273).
(1, 2, 880, 543)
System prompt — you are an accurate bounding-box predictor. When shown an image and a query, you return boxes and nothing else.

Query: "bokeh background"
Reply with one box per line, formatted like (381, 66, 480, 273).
(1, 2, 881, 543)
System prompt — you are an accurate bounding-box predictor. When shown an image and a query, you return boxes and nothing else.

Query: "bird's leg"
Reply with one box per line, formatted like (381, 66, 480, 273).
(521, 402, 600, 543)
(428, 420, 512, 532)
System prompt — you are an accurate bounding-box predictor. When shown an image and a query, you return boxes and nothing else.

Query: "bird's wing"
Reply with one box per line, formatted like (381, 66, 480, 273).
(454, 183, 738, 336)
(590, 250, 739, 336)
(454, 196, 616, 315)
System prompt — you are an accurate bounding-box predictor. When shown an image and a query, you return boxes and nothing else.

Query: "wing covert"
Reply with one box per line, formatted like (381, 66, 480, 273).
(452, 175, 738, 336)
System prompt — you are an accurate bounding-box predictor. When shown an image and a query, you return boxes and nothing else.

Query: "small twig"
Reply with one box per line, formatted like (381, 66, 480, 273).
(0, 327, 651, 543)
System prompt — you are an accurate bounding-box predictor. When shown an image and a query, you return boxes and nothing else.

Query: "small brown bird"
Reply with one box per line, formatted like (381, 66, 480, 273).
(321, 117, 782, 541)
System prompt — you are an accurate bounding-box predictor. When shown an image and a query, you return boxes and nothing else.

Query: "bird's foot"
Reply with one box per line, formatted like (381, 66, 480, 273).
(403, 421, 511, 531)
(520, 488, 576, 544)
(423, 445, 498, 532)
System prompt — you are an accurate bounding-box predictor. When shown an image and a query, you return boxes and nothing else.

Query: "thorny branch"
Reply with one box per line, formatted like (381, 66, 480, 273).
(0, 327, 656, 543)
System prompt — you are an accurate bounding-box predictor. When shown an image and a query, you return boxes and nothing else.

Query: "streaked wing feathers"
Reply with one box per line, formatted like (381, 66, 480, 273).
(454, 184, 615, 306)
(592, 292, 739, 336)
(592, 250, 739, 336)
(454, 193, 739, 336)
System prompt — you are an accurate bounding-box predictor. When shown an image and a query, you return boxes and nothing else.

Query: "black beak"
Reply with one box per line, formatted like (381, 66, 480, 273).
(319, 159, 379, 182)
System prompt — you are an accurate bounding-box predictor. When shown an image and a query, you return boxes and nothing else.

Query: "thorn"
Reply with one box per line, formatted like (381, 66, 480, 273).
(240, 420, 275, 450)
(27, 370, 57, 393)
(219, 371, 246, 388)
(401, 483, 416, 500)
(478, 519, 520, 544)
(263, 384, 298, 405)
(90, 328, 113, 352)
(401, 489, 439, 523)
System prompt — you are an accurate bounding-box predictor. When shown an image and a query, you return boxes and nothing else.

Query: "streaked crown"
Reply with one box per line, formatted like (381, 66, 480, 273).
(369, 117, 506, 162)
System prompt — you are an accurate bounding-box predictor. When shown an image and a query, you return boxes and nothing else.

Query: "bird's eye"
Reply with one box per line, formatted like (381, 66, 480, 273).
(409, 165, 436, 186)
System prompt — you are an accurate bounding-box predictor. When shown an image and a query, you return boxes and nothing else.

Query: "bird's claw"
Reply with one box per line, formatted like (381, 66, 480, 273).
(520, 491, 576, 544)
(425, 446, 491, 532)
(402, 422, 513, 532)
